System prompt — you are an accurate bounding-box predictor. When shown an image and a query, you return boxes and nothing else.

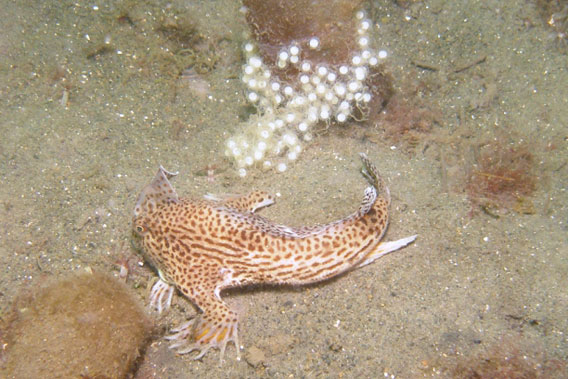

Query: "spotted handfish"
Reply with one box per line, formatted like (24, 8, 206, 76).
(133, 153, 416, 362)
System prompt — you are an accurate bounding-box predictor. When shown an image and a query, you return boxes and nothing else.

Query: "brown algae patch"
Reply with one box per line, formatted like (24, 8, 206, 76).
(465, 138, 537, 215)
(0, 271, 154, 378)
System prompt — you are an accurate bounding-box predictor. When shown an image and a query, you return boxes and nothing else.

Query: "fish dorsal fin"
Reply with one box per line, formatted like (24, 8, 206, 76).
(204, 190, 275, 213)
(134, 166, 179, 217)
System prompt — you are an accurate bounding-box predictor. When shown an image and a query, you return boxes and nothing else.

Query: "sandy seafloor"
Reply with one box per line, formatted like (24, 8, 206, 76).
(0, 0, 567, 377)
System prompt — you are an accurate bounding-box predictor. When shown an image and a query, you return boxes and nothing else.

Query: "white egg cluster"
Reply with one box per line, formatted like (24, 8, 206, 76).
(225, 11, 387, 177)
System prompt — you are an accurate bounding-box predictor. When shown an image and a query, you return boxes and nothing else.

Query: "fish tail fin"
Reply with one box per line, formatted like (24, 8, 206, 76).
(359, 153, 390, 205)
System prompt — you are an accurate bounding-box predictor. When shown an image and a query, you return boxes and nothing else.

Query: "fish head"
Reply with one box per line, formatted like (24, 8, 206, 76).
(132, 166, 179, 275)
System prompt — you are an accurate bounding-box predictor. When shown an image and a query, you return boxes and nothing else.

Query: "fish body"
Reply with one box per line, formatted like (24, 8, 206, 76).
(133, 154, 416, 361)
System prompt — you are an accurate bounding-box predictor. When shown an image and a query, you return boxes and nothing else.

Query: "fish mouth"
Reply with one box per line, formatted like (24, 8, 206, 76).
(130, 227, 148, 259)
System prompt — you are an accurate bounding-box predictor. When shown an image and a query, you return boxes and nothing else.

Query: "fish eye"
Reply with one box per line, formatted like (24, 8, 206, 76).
(135, 224, 146, 234)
